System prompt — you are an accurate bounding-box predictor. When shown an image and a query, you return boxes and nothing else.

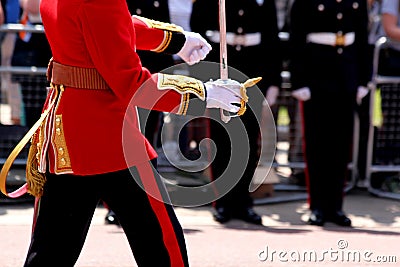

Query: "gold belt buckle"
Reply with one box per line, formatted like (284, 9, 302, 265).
(335, 33, 345, 46)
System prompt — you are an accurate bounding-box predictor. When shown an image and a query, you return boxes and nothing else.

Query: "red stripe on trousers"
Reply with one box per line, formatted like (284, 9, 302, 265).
(137, 161, 185, 267)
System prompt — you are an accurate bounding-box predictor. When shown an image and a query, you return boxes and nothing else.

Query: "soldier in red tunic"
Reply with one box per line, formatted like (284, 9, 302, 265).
(20, 0, 258, 266)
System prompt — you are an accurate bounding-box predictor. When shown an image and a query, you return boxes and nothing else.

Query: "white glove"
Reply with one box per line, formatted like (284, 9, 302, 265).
(205, 79, 242, 113)
(291, 87, 311, 101)
(266, 86, 279, 106)
(177, 31, 212, 65)
(356, 86, 369, 105)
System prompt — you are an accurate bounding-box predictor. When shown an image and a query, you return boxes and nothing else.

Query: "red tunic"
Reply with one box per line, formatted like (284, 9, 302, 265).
(38, 0, 205, 175)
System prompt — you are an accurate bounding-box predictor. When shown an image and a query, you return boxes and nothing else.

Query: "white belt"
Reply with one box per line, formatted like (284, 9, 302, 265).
(206, 30, 261, 47)
(306, 32, 355, 47)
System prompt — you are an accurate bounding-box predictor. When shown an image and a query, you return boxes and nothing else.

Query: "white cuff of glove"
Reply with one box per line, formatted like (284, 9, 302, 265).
(291, 87, 311, 101)
(177, 31, 212, 65)
(266, 86, 279, 106)
(205, 79, 242, 113)
(356, 86, 369, 105)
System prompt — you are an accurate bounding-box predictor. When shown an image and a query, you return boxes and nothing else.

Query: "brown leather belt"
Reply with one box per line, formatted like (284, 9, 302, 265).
(47, 58, 110, 90)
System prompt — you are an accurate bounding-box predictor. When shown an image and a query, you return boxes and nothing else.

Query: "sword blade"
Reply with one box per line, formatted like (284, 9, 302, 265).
(219, 0, 228, 80)
(218, 0, 231, 122)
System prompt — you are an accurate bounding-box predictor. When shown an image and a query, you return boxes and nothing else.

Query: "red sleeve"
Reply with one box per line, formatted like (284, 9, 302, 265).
(132, 16, 167, 51)
(78, 0, 182, 111)
(132, 15, 186, 53)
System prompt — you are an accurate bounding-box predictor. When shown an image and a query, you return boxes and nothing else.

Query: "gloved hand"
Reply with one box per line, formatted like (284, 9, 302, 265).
(291, 87, 311, 101)
(356, 86, 369, 105)
(265, 85, 279, 106)
(205, 79, 242, 113)
(177, 31, 212, 65)
(205, 77, 262, 122)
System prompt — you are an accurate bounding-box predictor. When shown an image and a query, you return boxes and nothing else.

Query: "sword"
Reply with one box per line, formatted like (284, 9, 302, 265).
(219, 0, 228, 80)
(218, 0, 231, 122)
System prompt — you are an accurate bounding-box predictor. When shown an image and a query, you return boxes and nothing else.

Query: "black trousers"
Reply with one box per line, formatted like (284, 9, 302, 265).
(209, 95, 263, 212)
(302, 91, 355, 214)
(24, 160, 189, 267)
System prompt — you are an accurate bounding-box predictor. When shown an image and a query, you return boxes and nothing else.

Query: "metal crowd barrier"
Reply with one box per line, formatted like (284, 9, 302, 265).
(0, 24, 47, 165)
(365, 37, 400, 200)
(0, 23, 44, 33)
(0, 66, 47, 163)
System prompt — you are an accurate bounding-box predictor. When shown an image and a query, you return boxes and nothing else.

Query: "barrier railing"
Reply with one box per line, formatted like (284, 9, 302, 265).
(0, 24, 47, 170)
(365, 37, 400, 200)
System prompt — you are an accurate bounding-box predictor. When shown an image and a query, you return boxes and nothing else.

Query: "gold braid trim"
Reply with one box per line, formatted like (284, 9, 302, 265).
(26, 131, 46, 197)
(25, 83, 63, 197)
(133, 15, 184, 32)
(53, 115, 73, 174)
(178, 93, 190, 115)
(158, 74, 205, 115)
(158, 73, 205, 99)
(133, 15, 183, 53)
(152, 31, 172, 53)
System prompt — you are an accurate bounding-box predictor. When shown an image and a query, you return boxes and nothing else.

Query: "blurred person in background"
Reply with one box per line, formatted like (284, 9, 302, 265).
(127, 0, 177, 150)
(191, 0, 282, 225)
(381, 0, 400, 45)
(0, 1, 4, 26)
(276, 0, 306, 186)
(127, 0, 196, 162)
(0, 0, 21, 124)
(379, 0, 400, 75)
(104, 0, 196, 226)
(289, 0, 370, 227)
(11, 0, 51, 128)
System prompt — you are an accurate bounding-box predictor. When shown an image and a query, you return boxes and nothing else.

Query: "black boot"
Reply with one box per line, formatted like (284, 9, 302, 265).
(307, 209, 325, 226)
(233, 208, 262, 225)
(327, 210, 352, 227)
(213, 207, 232, 224)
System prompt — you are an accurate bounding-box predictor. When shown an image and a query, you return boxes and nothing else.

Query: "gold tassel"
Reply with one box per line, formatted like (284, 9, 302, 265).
(237, 77, 262, 116)
(26, 132, 46, 197)
(243, 77, 262, 89)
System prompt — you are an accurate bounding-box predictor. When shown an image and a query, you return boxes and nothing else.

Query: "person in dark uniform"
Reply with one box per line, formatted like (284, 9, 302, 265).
(104, 0, 177, 226)
(127, 0, 175, 149)
(289, 0, 370, 227)
(191, 0, 282, 225)
(127, 0, 194, 153)
(103, 0, 197, 226)
(127, 0, 182, 150)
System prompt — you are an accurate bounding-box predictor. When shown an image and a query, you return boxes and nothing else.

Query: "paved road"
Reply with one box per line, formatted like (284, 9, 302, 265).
(0, 189, 399, 267)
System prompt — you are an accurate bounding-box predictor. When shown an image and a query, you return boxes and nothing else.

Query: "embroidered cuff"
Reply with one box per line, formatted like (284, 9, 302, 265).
(157, 74, 206, 115)
(133, 16, 186, 54)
